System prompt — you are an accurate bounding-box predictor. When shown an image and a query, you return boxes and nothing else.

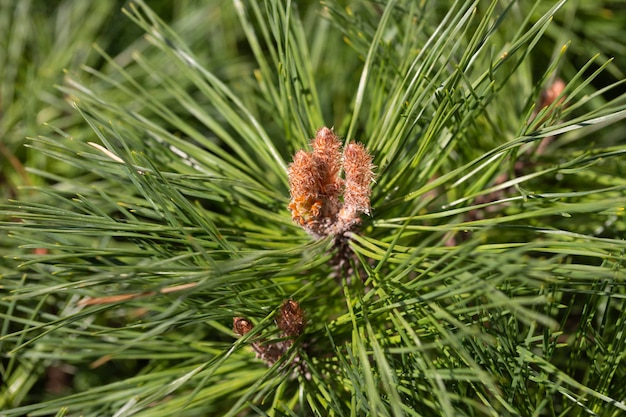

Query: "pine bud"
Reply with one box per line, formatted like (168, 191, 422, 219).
(311, 127, 343, 201)
(288, 127, 375, 237)
(340, 142, 374, 221)
(288, 150, 320, 226)
(276, 300, 306, 337)
(539, 78, 566, 110)
(233, 300, 308, 369)
(233, 317, 253, 336)
(287, 128, 344, 236)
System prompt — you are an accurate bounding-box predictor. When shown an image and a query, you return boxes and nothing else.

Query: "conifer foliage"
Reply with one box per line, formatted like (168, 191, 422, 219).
(1, 1, 626, 416)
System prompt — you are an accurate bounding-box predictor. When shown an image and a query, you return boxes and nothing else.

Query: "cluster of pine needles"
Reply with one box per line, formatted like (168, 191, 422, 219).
(1, 1, 626, 416)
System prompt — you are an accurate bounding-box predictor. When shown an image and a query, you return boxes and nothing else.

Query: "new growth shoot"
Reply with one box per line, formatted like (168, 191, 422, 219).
(288, 127, 375, 238)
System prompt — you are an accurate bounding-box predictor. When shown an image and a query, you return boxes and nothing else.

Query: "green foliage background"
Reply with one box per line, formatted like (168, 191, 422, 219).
(1, 0, 626, 416)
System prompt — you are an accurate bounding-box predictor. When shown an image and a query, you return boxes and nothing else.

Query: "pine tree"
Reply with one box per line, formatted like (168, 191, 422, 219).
(2, 1, 626, 416)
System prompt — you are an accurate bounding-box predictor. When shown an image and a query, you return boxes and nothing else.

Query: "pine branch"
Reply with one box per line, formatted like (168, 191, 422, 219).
(1, 0, 626, 416)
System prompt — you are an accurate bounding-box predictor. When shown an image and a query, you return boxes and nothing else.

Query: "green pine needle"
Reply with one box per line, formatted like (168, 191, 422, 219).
(2, 0, 626, 416)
